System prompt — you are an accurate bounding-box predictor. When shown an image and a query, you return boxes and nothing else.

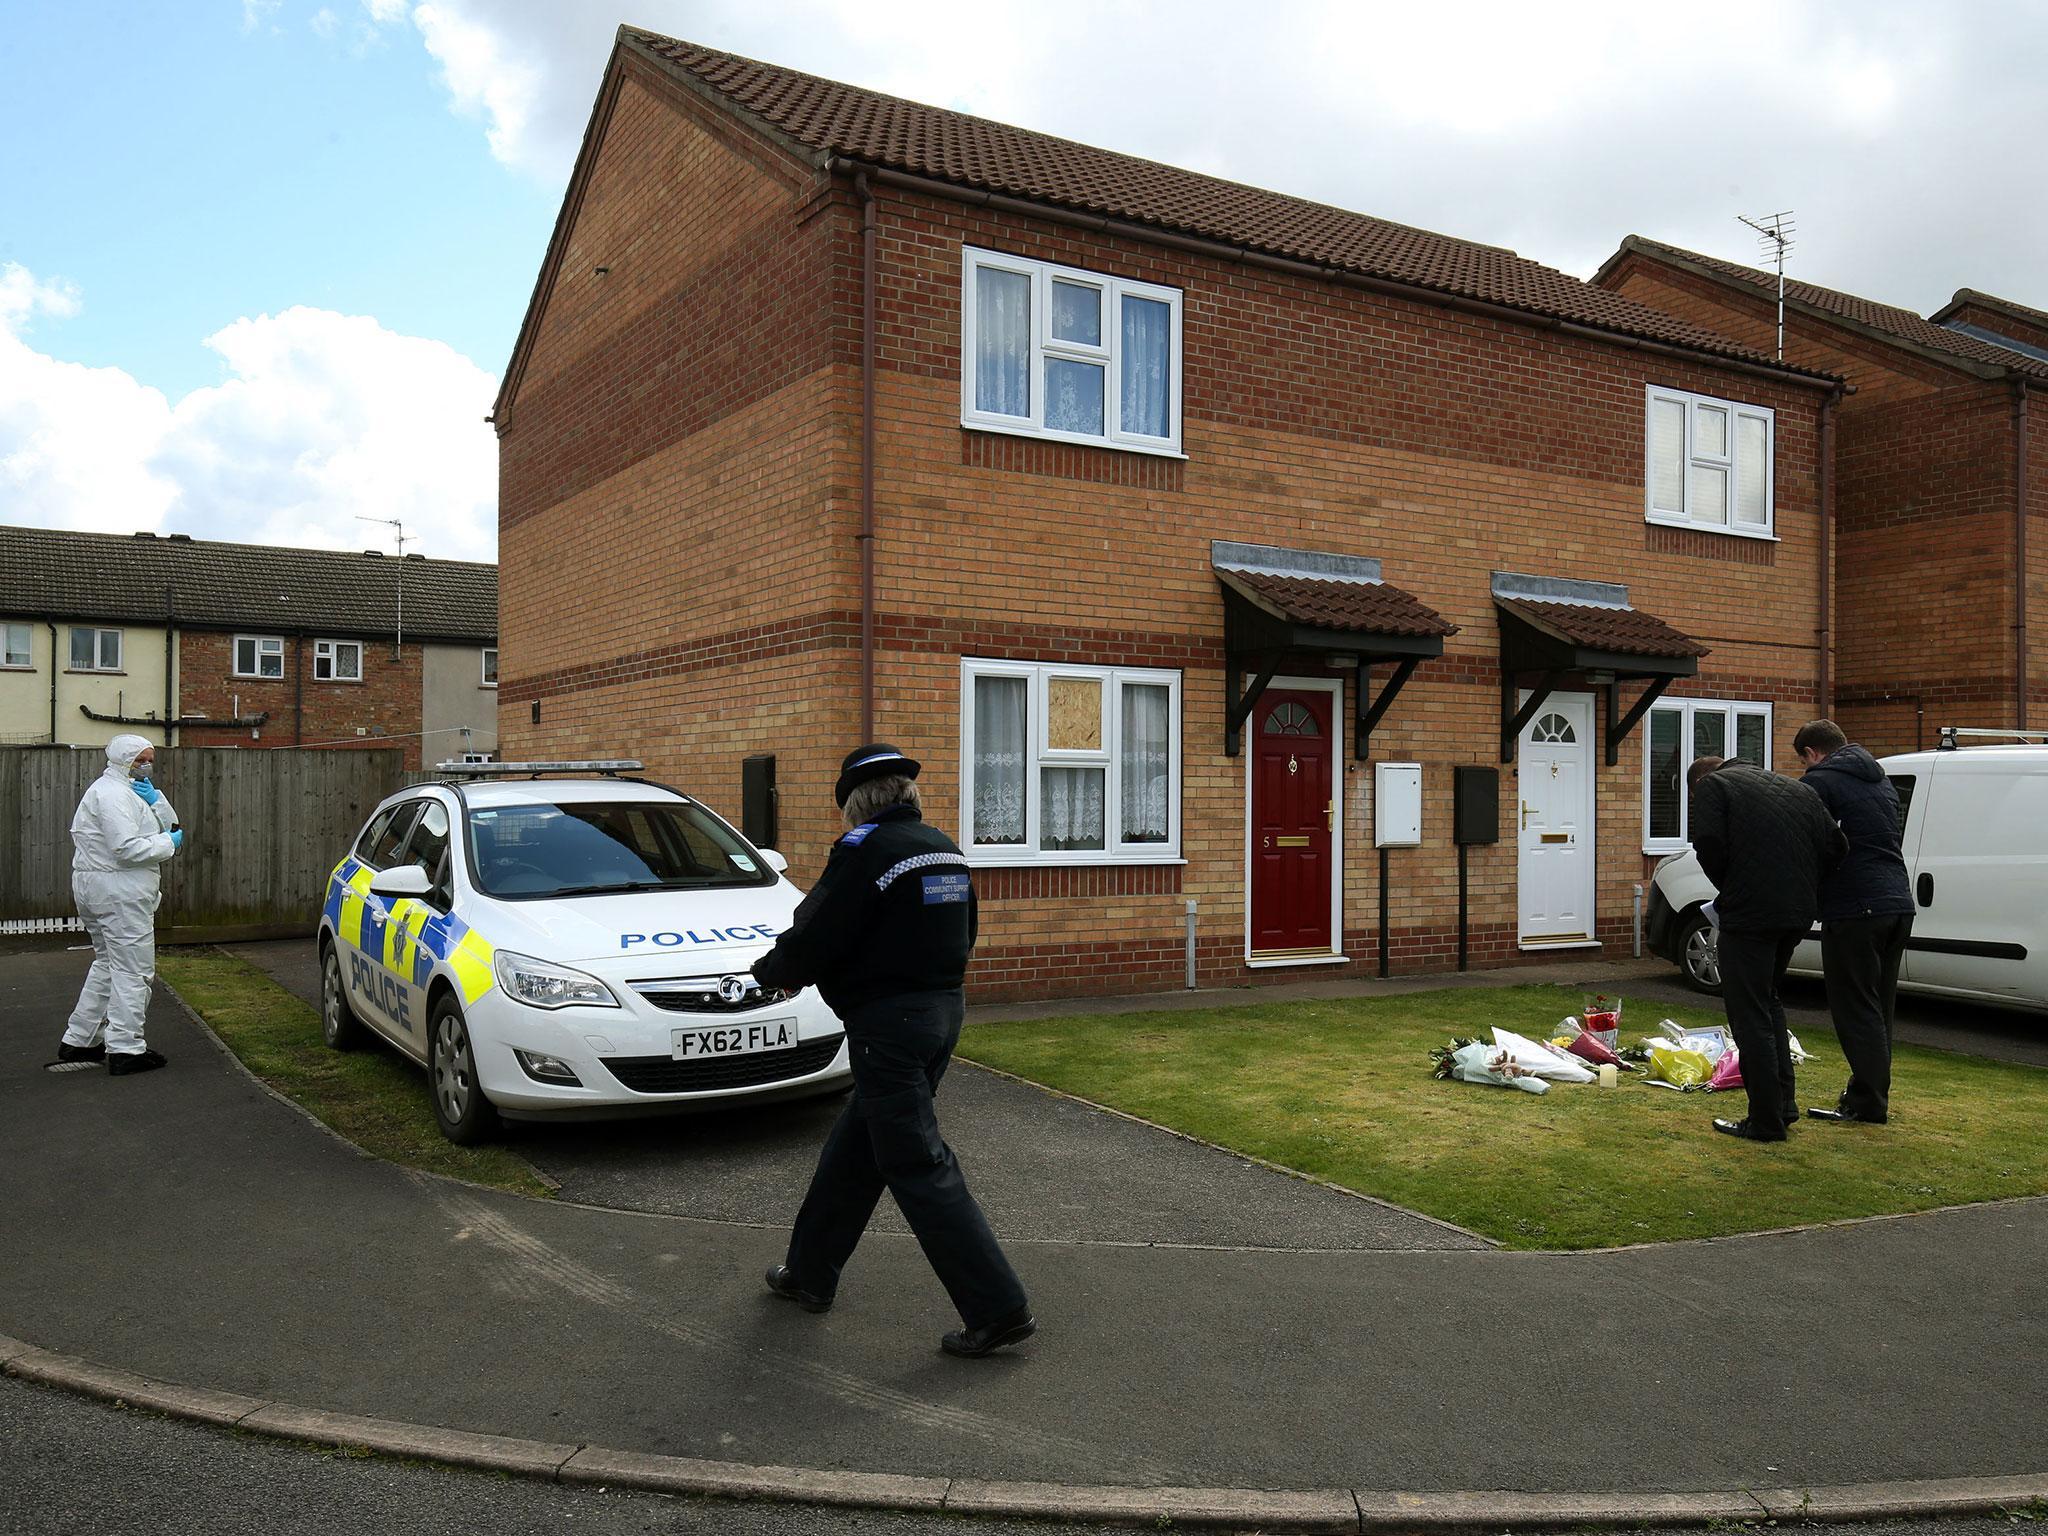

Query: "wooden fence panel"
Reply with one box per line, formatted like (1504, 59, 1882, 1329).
(0, 746, 403, 937)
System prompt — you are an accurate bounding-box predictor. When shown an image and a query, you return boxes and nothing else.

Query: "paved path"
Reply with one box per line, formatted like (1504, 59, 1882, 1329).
(5, 947, 2046, 1498)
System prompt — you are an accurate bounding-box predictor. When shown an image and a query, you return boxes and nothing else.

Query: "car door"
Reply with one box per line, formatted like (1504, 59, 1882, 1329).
(1902, 760, 2044, 1002)
(347, 799, 423, 1036)
(378, 797, 454, 1048)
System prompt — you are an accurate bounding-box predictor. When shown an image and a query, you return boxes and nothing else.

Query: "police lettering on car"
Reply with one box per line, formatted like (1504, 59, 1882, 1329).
(316, 761, 849, 1146)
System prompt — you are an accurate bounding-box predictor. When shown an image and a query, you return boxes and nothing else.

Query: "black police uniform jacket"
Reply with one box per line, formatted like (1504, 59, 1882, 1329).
(750, 803, 977, 1016)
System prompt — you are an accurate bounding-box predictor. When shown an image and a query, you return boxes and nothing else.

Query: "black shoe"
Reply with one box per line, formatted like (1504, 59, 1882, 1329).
(1807, 1106, 1886, 1124)
(56, 1042, 106, 1063)
(941, 1306, 1037, 1358)
(763, 1266, 832, 1313)
(107, 1049, 167, 1077)
(1713, 1116, 1785, 1142)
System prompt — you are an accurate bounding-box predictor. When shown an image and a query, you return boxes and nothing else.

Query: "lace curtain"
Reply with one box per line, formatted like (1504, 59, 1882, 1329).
(1042, 767, 1105, 851)
(1120, 295, 1171, 438)
(975, 267, 1030, 417)
(972, 675, 1026, 844)
(1120, 684, 1170, 842)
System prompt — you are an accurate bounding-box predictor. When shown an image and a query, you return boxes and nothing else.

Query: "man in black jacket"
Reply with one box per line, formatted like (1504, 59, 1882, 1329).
(1796, 720, 1914, 1124)
(752, 743, 1034, 1358)
(1688, 755, 1848, 1141)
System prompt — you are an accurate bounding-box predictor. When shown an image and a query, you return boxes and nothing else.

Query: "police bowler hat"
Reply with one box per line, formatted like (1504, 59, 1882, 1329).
(835, 743, 922, 807)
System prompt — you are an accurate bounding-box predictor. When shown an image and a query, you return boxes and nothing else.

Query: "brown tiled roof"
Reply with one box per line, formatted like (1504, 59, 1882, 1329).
(1222, 569, 1458, 639)
(619, 29, 1832, 382)
(1609, 238, 2048, 382)
(0, 525, 497, 642)
(1497, 597, 1707, 660)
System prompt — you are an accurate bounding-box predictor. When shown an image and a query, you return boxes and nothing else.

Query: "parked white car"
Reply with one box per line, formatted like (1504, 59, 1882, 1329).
(1646, 736, 2048, 1015)
(316, 762, 851, 1143)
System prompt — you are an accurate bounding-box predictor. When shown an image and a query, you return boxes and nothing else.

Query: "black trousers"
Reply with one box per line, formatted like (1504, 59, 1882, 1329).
(784, 989, 1027, 1329)
(1717, 927, 1803, 1133)
(1822, 913, 1912, 1122)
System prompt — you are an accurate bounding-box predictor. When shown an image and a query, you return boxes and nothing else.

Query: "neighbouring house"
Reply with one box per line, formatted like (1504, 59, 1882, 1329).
(0, 525, 499, 769)
(491, 28, 1841, 1001)
(1596, 239, 2047, 756)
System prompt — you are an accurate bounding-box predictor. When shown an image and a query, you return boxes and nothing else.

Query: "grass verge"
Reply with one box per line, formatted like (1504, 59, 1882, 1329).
(961, 984, 2048, 1250)
(157, 946, 553, 1199)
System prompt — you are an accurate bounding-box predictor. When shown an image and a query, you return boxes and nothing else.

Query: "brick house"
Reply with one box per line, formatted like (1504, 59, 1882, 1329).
(1596, 239, 2046, 755)
(0, 525, 498, 768)
(492, 29, 1840, 1000)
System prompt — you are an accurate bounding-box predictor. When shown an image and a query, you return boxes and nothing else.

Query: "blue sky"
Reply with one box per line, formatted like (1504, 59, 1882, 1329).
(3, 0, 556, 400)
(4, 1, 2046, 562)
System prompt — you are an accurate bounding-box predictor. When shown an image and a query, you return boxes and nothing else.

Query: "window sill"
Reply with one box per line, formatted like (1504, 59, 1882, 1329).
(966, 854, 1187, 869)
(0, 664, 33, 672)
(1643, 842, 1689, 857)
(230, 674, 285, 682)
(1644, 514, 1780, 543)
(961, 418, 1187, 461)
(1517, 937, 1602, 952)
(64, 669, 126, 676)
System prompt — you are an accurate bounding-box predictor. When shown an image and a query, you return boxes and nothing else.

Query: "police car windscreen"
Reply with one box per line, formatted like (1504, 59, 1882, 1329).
(466, 800, 775, 897)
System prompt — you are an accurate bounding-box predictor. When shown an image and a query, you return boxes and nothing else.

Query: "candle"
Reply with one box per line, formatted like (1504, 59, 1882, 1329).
(1597, 1064, 1618, 1089)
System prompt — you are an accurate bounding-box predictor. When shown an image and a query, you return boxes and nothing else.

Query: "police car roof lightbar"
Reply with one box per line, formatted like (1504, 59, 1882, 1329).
(431, 759, 645, 777)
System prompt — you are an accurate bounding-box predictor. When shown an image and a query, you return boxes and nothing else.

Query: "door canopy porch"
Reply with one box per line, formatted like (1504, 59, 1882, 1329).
(1492, 572, 1709, 764)
(1214, 541, 1458, 757)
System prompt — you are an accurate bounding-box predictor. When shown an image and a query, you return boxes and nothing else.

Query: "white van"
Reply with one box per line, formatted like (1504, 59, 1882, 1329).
(1646, 732, 2048, 1014)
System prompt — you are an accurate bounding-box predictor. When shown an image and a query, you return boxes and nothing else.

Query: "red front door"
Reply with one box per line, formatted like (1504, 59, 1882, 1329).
(1250, 687, 1335, 956)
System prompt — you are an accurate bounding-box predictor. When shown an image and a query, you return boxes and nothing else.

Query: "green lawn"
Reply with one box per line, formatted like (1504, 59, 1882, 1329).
(960, 985, 2048, 1250)
(158, 947, 553, 1199)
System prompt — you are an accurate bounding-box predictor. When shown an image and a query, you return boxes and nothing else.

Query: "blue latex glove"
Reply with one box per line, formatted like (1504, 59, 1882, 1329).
(133, 779, 162, 805)
(169, 829, 185, 850)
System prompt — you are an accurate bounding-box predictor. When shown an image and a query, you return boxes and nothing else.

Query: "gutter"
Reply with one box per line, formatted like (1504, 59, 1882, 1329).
(857, 170, 877, 741)
(1819, 387, 1842, 714)
(46, 621, 58, 744)
(2017, 381, 2032, 729)
(80, 704, 268, 730)
(163, 585, 176, 750)
(839, 162, 1842, 394)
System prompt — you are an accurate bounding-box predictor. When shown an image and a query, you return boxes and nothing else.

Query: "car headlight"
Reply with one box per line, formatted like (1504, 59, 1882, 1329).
(493, 950, 619, 1010)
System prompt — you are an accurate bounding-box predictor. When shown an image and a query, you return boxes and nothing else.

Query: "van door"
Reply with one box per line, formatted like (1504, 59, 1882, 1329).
(1903, 760, 2046, 1003)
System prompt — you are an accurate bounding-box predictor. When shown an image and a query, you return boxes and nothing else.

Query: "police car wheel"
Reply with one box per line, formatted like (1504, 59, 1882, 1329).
(428, 998, 499, 1145)
(1678, 909, 1723, 995)
(320, 940, 368, 1051)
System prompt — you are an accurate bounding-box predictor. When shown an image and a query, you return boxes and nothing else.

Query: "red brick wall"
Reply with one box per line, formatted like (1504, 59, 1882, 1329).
(1601, 251, 2038, 757)
(498, 95, 1830, 1001)
(176, 630, 429, 767)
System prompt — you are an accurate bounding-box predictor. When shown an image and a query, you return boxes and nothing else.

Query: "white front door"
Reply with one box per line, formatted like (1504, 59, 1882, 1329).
(1517, 692, 1595, 945)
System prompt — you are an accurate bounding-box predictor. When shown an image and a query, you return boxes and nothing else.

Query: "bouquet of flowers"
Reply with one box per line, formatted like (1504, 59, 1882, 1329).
(1430, 1036, 1550, 1094)
(1581, 993, 1623, 1051)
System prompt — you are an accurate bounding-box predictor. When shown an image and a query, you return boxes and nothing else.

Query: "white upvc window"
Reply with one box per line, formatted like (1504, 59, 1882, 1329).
(68, 626, 122, 672)
(1644, 697, 1774, 850)
(314, 639, 363, 682)
(960, 246, 1184, 457)
(3, 622, 30, 669)
(481, 648, 498, 687)
(233, 634, 285, 679)
(960, 658, 1182, 863)
(1646, 386, 1775, 537)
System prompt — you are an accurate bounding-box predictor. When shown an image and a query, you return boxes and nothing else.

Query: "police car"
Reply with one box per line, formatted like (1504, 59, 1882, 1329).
(316, 761, 850, 1144)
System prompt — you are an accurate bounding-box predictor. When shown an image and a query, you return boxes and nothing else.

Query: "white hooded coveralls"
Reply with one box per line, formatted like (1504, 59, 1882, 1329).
(64, 735, 179, 1055)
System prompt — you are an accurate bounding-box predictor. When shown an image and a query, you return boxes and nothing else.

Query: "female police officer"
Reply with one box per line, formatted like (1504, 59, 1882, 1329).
(752, 744, 1034, 1358)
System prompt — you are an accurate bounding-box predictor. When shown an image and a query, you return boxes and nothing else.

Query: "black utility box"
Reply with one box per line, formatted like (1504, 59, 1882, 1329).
(1453, 766, 1500, 846)
(741, 754, 778, 851)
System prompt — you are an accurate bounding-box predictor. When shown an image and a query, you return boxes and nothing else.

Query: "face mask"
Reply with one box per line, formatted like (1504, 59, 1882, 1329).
(131, 762, 154, 779)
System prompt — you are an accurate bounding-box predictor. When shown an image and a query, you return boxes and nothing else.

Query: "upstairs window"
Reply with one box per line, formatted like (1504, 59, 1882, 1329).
(481, 648, 498, 687)
(3, 622, 30, 668)
(961, 247, 1183, 456)
(233, 635, 285, 679)
(1646, 386, 1774, 536)
(68, 627, 122, 672)
(315, 639, 363, 682)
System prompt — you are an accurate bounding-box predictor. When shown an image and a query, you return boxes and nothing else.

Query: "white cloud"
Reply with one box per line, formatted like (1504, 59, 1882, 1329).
(0, 267, 498, 562)
(361, 0, 2048, 314)
(310, 8, 339, 40)
(242, 0, 282, 32)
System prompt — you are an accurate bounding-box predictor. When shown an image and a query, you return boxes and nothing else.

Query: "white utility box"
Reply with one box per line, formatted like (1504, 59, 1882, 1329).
(1374, 762, 1423, 847)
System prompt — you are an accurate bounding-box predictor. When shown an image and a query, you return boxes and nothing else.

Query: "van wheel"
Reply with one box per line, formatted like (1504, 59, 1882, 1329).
(1677, 909, 1722, 994)
(320, 939, 367, 1051)
(429, 997, 500, 1145)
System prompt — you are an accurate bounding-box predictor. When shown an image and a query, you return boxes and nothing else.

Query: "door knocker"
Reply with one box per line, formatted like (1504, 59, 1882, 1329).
(1287, 755, 1299, 776)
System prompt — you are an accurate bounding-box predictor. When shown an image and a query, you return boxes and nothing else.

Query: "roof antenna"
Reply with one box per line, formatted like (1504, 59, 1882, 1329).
(1736, 210, 1795, 361)
(356, 515, 412, 653)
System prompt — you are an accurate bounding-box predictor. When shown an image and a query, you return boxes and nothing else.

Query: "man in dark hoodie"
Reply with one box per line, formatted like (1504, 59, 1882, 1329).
(1796, 720, 1915, 1124)
(1687, 755, 1847, 1141)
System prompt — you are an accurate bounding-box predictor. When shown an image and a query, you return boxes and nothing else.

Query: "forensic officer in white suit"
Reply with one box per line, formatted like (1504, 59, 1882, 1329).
(57, 734, 184, 1076)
